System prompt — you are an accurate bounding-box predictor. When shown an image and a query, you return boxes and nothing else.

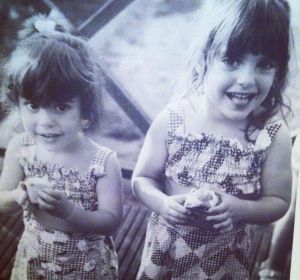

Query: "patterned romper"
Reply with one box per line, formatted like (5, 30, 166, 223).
(137, 101, 282, 280)
(11, 133, 118, 280)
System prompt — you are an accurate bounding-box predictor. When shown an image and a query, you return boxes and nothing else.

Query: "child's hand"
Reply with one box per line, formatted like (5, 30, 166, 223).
(206, 190, 243, 233)
(37, 189, 74, 219)
(13, 181, 33, 221)
(13, 181, 28, 205)
(160, 194, 192, 225)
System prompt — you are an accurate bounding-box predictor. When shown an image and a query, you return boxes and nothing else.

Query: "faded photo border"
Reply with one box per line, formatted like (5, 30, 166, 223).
(0, 1, 300, 279)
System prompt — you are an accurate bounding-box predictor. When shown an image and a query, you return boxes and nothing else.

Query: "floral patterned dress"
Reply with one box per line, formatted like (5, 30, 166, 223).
(137, 101, 282, 280)
(11, 133, 118, 280)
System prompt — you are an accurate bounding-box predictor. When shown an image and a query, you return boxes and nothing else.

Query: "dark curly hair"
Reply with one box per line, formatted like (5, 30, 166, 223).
(3, 13, 104, 131)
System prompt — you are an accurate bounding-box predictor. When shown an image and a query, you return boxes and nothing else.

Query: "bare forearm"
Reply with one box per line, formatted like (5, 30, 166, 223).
(64, 207, 121, 235)
(132, 177, 168, 214)
(240, 197, 289, 225)
(0, 190, 21, 214)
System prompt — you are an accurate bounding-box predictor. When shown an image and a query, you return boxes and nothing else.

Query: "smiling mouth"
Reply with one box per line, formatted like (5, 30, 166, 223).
(226, 92, 256, 105)
(38, 133, 62, 139)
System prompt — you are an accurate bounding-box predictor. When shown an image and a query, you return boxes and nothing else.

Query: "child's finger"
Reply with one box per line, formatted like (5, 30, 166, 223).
(220, 223, 234, 233)
(170, 210, 195, 223)
(173, 194, 188, 205)
(22, 201, 33, 221)
(19, 181, 27, 191)
(206, 212, 228, 222)
(38, 191, 57, 205)
(207, 203, 227, 215)
(41, 189, 61, 199)
(170, 202, 190, 215)
(213, 218, 233, 231)
(37, 197, 55, 211)
(166, 215, 191, 225)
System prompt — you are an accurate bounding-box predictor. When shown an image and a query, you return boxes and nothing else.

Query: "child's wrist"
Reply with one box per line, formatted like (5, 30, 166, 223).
(237, 199, 250, 223)
(11, 188, 23, 205)
(63, 203, 76, 221)
(158, 196, 170, 216)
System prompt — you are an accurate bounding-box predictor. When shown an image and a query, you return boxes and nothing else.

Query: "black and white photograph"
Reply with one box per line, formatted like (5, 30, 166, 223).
(0, 1, 299, 279)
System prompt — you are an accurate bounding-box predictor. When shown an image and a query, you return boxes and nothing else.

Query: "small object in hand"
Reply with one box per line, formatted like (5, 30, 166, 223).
(184, 188, 221, 213)
(25, 177, 53, 204)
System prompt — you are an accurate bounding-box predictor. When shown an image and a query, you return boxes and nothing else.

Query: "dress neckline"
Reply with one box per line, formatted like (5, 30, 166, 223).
(23, 134, 102, 177)
(171, 98, 274, 152)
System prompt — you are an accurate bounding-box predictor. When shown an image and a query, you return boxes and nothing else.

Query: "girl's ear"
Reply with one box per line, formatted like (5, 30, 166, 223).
(81, 119, 90, 130)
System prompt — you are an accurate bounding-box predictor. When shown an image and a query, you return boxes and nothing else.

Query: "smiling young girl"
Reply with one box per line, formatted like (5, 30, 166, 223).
(0, 14, 122, 279)
(132, 0, 293, 279)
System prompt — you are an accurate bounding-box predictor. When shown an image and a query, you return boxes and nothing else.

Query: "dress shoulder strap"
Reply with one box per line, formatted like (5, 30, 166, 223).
(166, 101, 185, 136)
(18, 132, 36, 162)
(89, 146, 113, 178)
(265, 122, 282, 141)
(20, 132, 35, 146)
(254, 119, 283, 151)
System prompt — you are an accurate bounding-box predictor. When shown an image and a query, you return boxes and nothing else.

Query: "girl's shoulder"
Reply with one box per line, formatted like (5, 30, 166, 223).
(264, 115, 286, 137)
(87, 139, 117, 176)
(6, 132, 34, 153)
(165, 99, 186, 116)
(255, 116, 291, 152)
(145, 101, 183, 138)
(88, 138, 114, 157)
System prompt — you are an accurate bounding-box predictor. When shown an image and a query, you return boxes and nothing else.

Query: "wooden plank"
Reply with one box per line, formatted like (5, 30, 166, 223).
(116, 206, 142, 262)
(118, 207, 149, 278)
(101, 68, 151, 135)
(77, 0, 135, 37)
(124, 243, 145, 280)
(249, 225, 273, 280)
(0, 214, 11, 232)
(0, 214, 22, 256)
(248, 226, 263, 272)
(0, 215, 23, 278)
(1, 255, 16, 280)
(119, 208, 148, 278)
(114, 205, 137, 251)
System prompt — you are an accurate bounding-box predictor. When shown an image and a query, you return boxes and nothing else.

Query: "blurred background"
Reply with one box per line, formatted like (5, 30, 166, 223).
(0, 1, 299, 279)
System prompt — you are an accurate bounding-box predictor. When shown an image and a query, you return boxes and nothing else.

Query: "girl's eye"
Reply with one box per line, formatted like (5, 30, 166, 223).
(26, 102, 39, 111)
(55, 103, 70, 113)
(258, 60, 277, 70)
(222, 57, 240, 68)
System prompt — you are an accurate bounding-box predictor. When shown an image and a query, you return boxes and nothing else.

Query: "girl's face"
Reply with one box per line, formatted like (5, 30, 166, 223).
(19, 96, 84, 152)
(202, 50, 277, 123)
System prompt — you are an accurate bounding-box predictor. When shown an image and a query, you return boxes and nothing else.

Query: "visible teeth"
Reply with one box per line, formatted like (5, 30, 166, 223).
(42, 134, 58, 138)
(228, 92, 254, 99)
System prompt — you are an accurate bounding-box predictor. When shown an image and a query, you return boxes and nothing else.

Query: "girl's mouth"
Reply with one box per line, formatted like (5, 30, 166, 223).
(38, 133, 62, 139)
(226, 92, 256, 106)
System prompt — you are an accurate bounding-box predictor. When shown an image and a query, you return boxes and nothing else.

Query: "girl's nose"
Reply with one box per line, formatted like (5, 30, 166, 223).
(236, 65, 256, 89)
(38, 109, 56, 127)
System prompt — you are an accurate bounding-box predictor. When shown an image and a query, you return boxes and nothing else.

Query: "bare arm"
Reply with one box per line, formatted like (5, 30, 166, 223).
(67, 152, 123, 234)
(0, 134, 26, 214)
(132, 109, 190, 224)
(38, 152, 123, 235)
(242, 123, 292, 224)
(209, 123, 292, 227)
(132, 109, 169, 212)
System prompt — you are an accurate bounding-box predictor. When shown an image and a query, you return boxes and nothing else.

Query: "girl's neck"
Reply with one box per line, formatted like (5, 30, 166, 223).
(196, 94, 248, 130)
(187, 95, 250, 143)
(35, 132, 96, 170)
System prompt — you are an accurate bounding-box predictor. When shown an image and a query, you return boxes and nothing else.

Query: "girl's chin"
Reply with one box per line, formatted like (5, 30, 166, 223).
(223, 110, 252, 122)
